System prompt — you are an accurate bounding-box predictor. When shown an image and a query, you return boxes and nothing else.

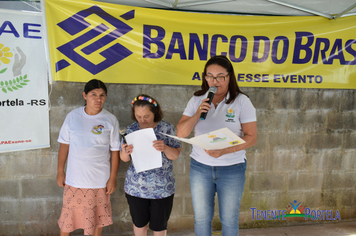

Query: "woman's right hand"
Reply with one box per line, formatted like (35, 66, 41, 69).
(196, 98, 211, 116)
(56, 171, 66, 187)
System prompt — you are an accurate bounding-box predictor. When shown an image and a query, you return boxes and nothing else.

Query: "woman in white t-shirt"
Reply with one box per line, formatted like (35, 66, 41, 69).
(177, 55, 257, 236)
(56, 79, 120, 236)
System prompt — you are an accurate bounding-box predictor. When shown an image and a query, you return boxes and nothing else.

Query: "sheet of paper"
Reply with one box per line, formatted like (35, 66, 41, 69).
(125, 128, 162, 173)
(161, 127, 245, 150)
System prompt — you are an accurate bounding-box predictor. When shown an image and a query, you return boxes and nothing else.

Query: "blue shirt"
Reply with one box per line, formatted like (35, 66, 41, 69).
(124, 120, 181, 199)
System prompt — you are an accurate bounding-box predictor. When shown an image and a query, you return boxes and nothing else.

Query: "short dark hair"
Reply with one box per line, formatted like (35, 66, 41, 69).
(194, 55, 247, 103)
(84, 79, 107, 95)
(131, 94, 163, 122)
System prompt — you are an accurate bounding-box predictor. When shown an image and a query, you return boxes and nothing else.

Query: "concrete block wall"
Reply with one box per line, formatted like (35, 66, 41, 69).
(0, 82, 355, 235)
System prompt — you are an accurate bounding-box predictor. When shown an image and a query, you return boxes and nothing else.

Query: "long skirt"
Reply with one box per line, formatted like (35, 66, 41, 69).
(58, 185, 113, 235)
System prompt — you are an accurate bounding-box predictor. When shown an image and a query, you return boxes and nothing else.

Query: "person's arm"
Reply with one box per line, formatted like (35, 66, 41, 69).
(106, 150, 120, 194)
(205, 121, 257, 158)
(57, 143, 69, 187)
(153, 140, 181, 161)
(176, 98, 210, 138)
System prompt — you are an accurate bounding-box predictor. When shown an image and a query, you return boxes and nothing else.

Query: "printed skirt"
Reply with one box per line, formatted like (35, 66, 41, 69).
(58, 185, 113, 235)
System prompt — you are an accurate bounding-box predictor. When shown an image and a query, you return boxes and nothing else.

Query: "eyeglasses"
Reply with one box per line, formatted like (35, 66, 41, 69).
(204, 74, 229, 82)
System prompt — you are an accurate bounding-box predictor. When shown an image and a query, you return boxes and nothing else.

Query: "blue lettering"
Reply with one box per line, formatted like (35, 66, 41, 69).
(282, 75, 289, 83)
(254, 74, 261, 82)
(282, 210, 287, 220)
(192, 72, 201, 80)
(229, 35, 247, 62)
(290, 75, 297, 83)
(210, 34, 228, 58)
(298, 75, 306, 83)
(313, 38, 330, 64)
(315, 75, 323, 83)
(260, 210, 266, 220)
(327, 210, 332, 220)
(272, 36, 289, 64)
(262, 74, 269, 82)
(250, 207, 256, 220)
(0, 21, 20, 37)
(237, 73, 245, 82)
(252, 36, 270, 63)
(246, 74, 253, 82)
(274, 74, 281, 83)
(188, 33, 208, 60)
(345, 39, 356, 65)
(293, 32, 314, 64)
(311, 210, 316, 220)
(166, 32, 186, 59)
(143, 25, 166, 58)
(266, 210, 271, 220)
(326, 39, 345, 65)
(23, 23, 41, 39)
(317, 210, 322, 220)
(305, 208, 310, 220)
(334, 210, 341, 220)
(257, 210, 261, 220)
(278, 210, 284, 220)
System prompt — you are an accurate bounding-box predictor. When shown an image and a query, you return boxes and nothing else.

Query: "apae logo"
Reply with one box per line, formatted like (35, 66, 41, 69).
(55, 5, 134, 75)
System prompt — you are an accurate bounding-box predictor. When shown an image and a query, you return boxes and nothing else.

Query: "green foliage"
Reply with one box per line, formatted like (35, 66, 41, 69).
(0, 75, 29, 93)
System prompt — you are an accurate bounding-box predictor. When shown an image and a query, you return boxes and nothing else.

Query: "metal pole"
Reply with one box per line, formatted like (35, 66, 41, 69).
(267, 0, 333, 19)
(333, 2, 356, 19)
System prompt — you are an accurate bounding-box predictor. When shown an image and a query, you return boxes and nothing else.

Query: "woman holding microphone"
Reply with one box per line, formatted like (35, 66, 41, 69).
(177, 55, 257, 236)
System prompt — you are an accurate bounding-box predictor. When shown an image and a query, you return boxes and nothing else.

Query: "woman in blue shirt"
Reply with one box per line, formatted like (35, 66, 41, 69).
(120, 94, 181, 236)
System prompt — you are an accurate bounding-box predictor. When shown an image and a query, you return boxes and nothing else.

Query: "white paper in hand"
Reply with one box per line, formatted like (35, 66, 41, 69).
(125, 128, 162, 173)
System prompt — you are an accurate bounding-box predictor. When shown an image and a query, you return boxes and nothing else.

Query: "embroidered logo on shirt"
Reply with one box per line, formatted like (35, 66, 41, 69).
(92, 125, 104, 134)
(225, 108, 236, 122)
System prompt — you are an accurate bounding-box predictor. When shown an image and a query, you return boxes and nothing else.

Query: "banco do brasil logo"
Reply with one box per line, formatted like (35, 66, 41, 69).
(55, 5, 134, 75)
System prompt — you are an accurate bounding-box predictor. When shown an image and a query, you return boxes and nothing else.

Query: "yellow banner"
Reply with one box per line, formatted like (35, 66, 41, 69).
(44, 0, 356, 89)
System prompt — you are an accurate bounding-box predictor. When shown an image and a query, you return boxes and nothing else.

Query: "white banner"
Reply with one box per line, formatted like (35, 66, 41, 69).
(0, 10, 49, 153)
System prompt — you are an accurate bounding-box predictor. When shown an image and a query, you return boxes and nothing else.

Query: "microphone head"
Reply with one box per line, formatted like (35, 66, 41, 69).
(208, 86, 217, 93)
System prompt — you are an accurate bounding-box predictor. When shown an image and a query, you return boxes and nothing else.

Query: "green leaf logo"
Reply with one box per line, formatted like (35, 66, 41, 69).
(0, 74, 29, 93)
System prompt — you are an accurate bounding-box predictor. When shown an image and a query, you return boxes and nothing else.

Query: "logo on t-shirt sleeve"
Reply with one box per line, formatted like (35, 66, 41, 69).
(92, 125, 104, 134)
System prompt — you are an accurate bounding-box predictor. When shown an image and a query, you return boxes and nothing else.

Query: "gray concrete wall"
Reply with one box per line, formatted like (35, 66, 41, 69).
(0, 83, 355, 235)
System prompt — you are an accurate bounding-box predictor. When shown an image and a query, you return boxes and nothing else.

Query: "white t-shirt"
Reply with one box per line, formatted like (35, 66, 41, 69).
(183, 92, 256, 166)
(58, 107, 120, 188)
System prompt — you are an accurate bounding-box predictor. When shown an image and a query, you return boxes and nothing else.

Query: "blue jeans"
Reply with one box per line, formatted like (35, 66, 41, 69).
(190, 158, 246, 236)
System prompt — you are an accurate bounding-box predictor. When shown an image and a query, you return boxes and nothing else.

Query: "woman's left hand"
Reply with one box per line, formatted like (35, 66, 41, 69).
(106, 177, 117, 195)
(205, 149, 226, 158)
(153, 140, 166, 152)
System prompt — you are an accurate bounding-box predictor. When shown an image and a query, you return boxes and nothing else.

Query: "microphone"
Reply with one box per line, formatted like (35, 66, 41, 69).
(200, 86, 217, 120)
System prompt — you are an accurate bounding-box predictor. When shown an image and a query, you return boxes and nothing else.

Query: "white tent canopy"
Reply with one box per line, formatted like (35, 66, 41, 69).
(100, 0, 356, 19)
(1, 0, 356, 19)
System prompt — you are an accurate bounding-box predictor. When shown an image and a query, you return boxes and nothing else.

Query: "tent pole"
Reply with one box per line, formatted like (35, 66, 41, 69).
(333, 3, 356, 19)
(267, 0, 333, 19)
